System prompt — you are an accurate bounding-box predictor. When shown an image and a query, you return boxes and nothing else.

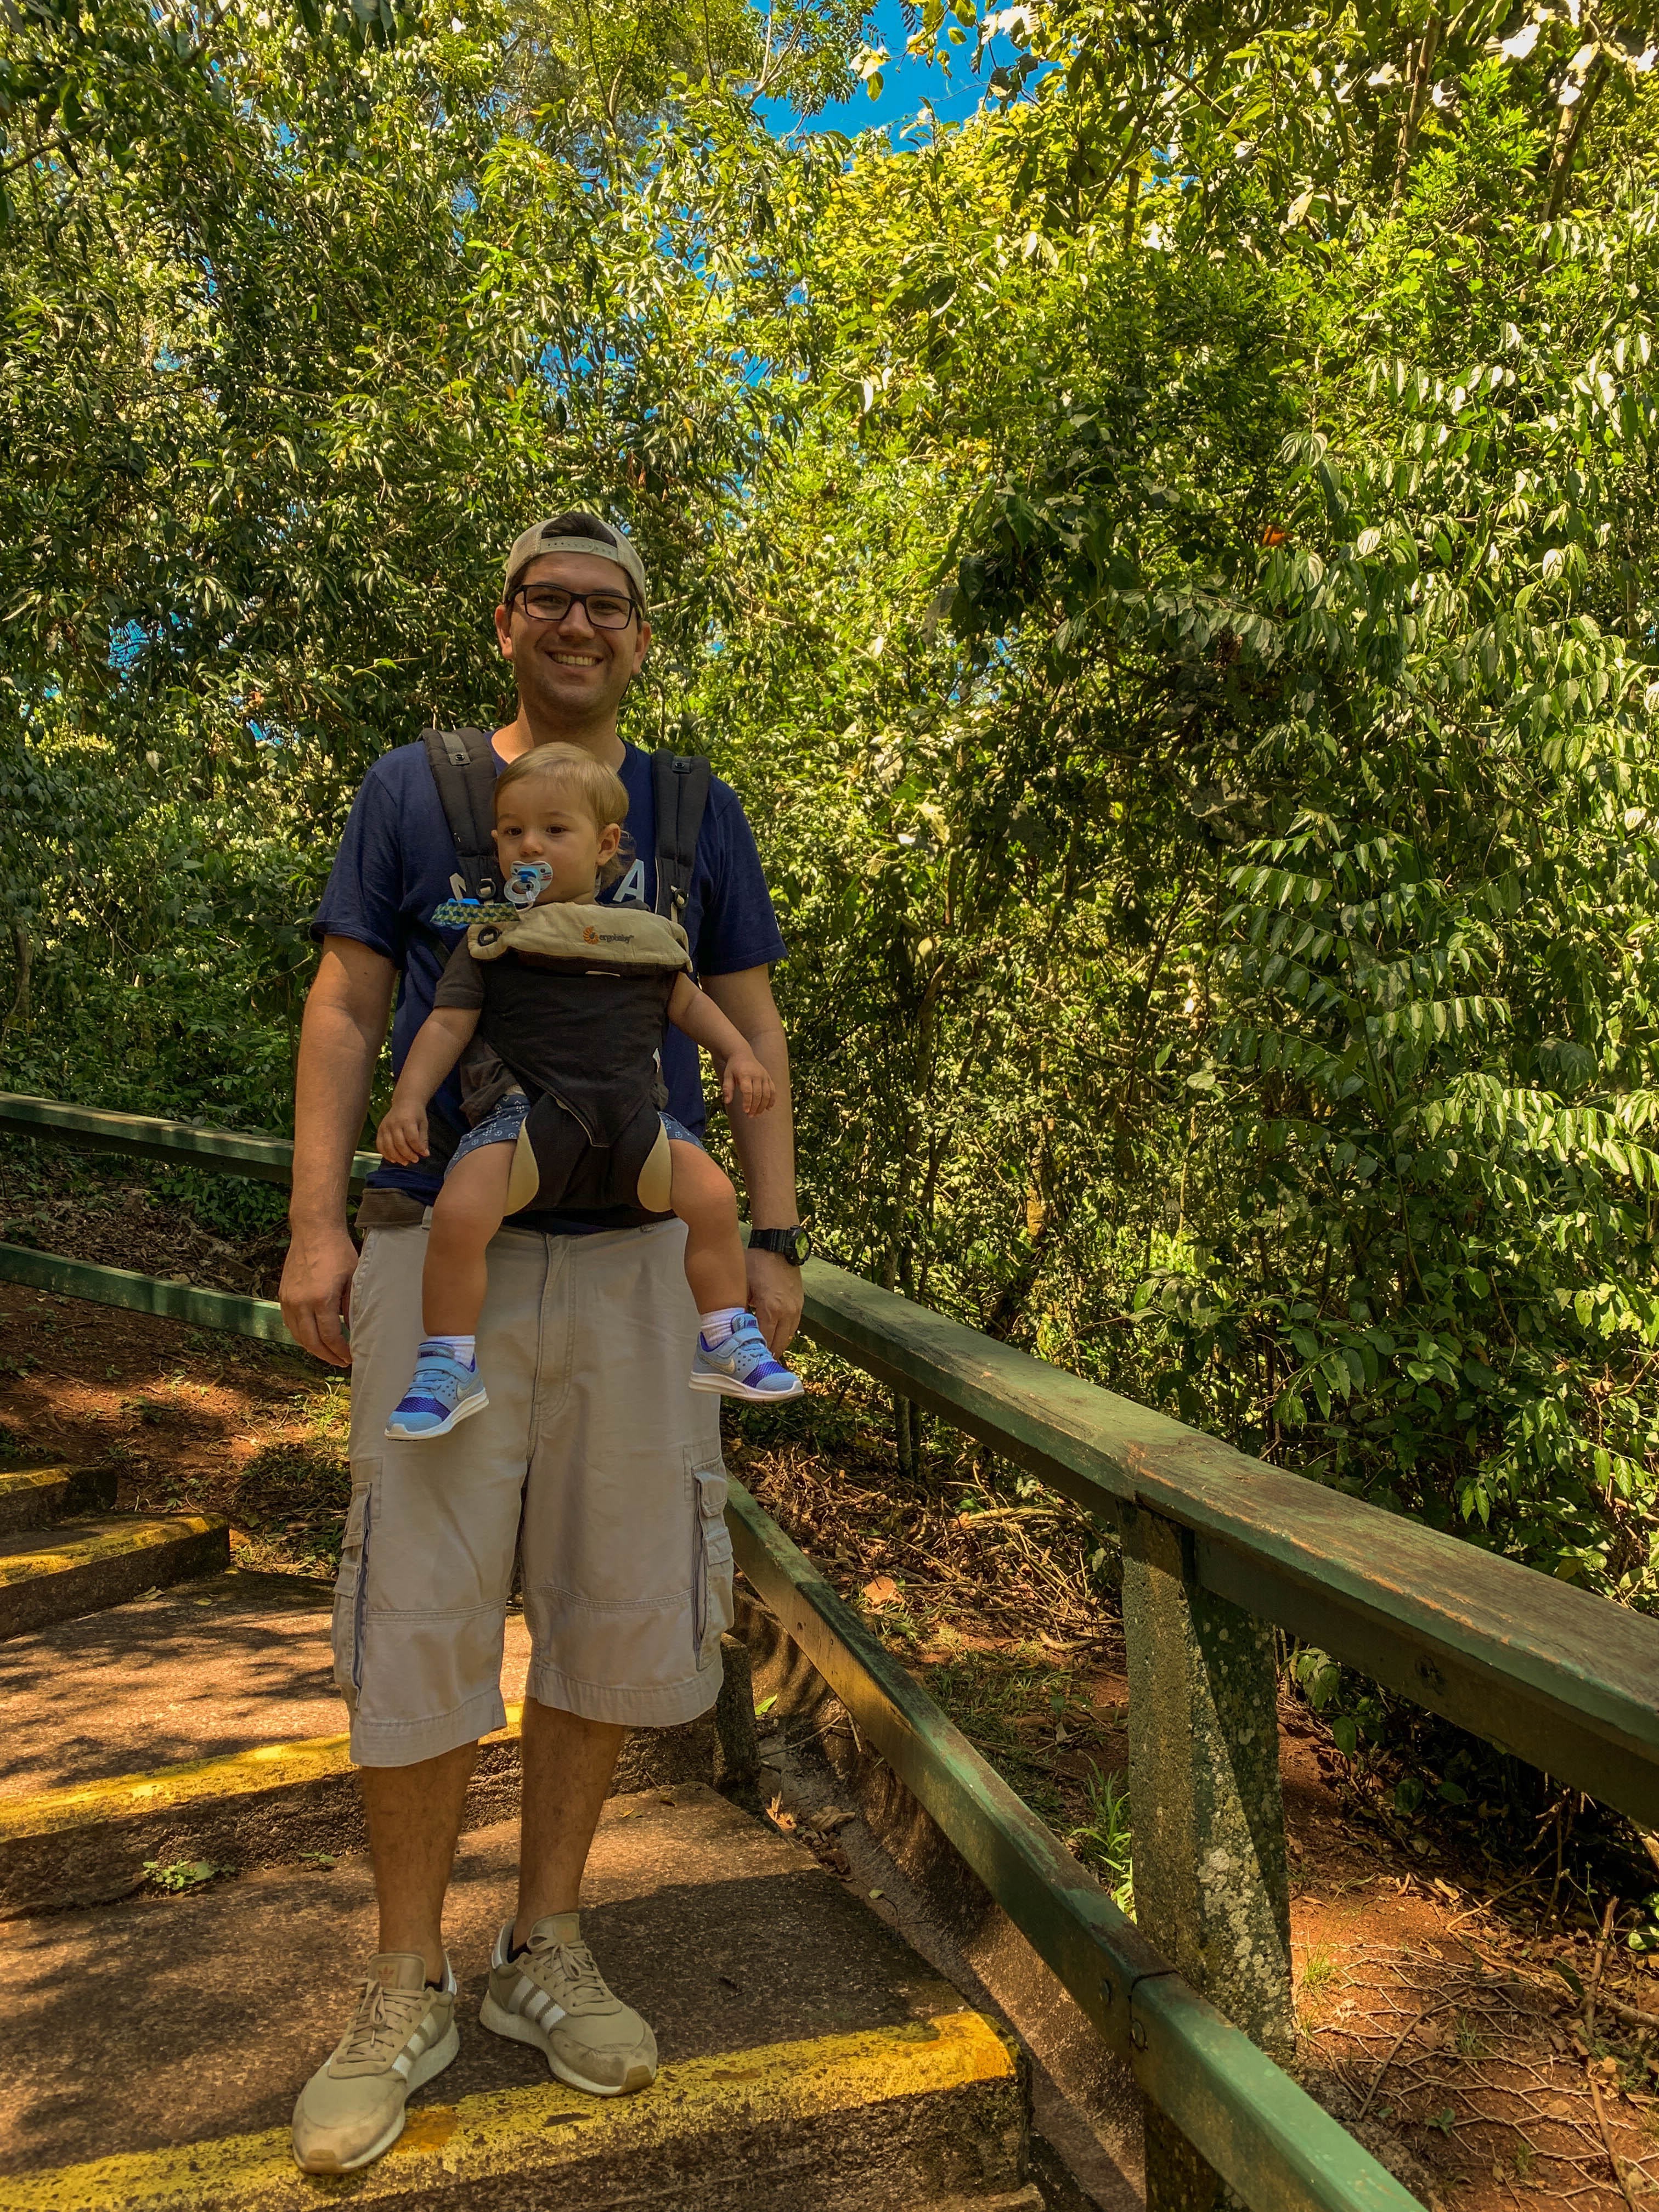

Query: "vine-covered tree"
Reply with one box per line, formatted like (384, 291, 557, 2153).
(1, 0, 1655, 1606)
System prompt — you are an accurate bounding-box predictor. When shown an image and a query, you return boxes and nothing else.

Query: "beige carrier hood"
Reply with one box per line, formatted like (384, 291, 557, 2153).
(467, 902, 692, 972)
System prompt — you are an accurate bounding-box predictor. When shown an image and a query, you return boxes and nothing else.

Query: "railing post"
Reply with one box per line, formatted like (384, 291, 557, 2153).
(1121, 1502, 1295, 2210)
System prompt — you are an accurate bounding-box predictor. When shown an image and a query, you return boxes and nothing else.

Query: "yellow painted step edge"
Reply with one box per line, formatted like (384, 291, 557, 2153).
(4, 2012, 1017, 2211)
(0, 1514, 223, 1589)
(0, 1706, 526, 1843)
(0, 1465, 73, 1493)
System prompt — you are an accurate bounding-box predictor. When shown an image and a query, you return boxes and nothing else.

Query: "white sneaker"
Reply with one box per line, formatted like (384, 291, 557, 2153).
(291, 1951, 459, 2174)
(482, 1914, 657, 2095)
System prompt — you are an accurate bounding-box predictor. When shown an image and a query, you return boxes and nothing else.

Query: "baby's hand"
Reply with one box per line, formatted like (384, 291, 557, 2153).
(722, 1049, 775, 1118)
(376, 1099, 429, 1166)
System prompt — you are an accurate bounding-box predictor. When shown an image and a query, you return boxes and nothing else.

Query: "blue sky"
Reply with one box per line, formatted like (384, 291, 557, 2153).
(757, 0, 1028, 142)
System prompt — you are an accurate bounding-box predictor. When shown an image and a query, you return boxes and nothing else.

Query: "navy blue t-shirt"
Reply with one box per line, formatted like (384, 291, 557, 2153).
(311, 736, 787, 1209)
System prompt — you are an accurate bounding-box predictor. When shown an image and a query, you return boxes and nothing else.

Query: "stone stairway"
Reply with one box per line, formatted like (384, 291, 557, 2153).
(0, 1455, 228, 1638)
(0, 1459, 1044, 2211)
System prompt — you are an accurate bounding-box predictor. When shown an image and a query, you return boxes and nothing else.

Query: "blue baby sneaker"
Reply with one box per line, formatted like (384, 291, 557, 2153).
(689, 1312, 804, 1403)
(385, 1342, 490, 1441)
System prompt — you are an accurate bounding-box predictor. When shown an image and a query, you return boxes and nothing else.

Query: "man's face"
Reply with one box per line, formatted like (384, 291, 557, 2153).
(494, 551, 650, 729)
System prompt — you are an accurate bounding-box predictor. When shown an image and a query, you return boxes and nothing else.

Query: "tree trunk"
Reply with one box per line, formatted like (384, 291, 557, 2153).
(1391, 17, 1444, 205)
(1544, 56, 1610, 224)
(0, 922, 31, 1055)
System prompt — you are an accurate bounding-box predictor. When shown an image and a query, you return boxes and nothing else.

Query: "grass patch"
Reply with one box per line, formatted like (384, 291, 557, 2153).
(1453, 2011, 1486, 2057)
(232, 1440, 351, 1573)
(1299, 1946, 1338, 2002)
(1068, 1770, 1134, 1913)
(916, 1644, 1107, 1827)
(144, 1858, 230, 1892)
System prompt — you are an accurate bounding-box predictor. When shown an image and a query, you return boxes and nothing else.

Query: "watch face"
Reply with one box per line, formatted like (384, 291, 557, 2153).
(755, 1227, 811, 1263)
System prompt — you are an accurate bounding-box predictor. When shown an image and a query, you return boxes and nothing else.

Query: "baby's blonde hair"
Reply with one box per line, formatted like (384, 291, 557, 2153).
(494, 744, 630, 887)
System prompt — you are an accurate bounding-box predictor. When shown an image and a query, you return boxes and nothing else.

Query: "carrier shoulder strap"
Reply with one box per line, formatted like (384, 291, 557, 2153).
(651, 749, 712, 924)
(422, 727, 499, 901)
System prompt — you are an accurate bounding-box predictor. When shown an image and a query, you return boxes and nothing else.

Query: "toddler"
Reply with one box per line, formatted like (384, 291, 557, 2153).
(376, 743, 803, 1440)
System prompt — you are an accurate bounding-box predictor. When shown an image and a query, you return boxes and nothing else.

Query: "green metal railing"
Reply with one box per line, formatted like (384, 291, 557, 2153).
(3, 1088, 1655, 2212)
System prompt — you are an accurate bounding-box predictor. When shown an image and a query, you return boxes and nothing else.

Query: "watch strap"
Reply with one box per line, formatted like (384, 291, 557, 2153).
(750, 1226, 809, 1263)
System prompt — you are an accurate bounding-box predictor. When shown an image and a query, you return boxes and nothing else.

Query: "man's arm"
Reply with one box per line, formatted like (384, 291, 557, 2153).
(702, 965, 802, 1355)
(280, 935, 397, 1367)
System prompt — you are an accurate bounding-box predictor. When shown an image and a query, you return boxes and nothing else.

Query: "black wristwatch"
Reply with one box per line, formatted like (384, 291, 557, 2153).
(749, 1226, 812, 1266)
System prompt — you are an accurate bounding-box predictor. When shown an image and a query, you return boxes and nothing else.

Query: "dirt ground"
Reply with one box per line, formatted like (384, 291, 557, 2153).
(0, 1281, 347, 1577)
(1, 1262, 1656, 2212)
(727, 1423, 1659, 2212)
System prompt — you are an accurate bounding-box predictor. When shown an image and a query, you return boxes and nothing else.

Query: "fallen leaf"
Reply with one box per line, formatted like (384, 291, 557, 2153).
(862, 1575, 900, 1607)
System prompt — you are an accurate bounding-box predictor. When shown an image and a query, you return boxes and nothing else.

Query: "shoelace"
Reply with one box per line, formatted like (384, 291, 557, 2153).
(338, 1977, 429, 2066)
(524, 1936, 614, 2013)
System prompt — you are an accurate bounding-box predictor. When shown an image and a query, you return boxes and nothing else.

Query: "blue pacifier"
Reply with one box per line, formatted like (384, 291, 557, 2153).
(505, 861, 556, 910)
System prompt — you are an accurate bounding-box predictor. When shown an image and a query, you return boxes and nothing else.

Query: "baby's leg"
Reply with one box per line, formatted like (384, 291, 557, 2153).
(673, 1140, 803, 1403)
(423, 1141, 515, 1337)
(668, 1139, 746, 1314)
(385, 1142, 515, 1442)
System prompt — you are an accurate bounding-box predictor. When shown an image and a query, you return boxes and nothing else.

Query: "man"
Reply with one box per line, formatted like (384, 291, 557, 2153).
(279, 511, 806, 2175)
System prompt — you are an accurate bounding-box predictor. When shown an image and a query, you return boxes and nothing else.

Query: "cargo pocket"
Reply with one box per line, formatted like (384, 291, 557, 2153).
(332, 1477, 375, 1696)
(692, 1462, 734, 1671)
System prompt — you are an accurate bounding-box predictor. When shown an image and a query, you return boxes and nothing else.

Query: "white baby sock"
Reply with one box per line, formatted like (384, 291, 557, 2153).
(698, 1307, 746, 1347)
(422, 1334, 477, 1368)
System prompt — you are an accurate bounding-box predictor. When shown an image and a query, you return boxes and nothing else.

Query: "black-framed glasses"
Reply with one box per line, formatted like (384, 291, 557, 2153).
(510, 584, 639, 631)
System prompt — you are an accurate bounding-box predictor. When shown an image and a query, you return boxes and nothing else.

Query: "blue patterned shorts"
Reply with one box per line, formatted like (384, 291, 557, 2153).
(450, 1089, 531, 1169)
(449, 1092, 703, 1176)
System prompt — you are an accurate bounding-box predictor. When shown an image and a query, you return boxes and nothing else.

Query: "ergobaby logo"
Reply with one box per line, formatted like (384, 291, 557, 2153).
(582, 924, 634, 946)
(582, 925, 599, 944)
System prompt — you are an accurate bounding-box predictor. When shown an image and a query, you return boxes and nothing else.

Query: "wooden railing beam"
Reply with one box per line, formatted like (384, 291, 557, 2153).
(794, 1258, 1659, 1831)
(0, 1092, 377, 1191)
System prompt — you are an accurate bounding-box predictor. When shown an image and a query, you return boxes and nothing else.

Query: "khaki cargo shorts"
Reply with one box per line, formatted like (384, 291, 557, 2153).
(335, 1218, 732, 1767)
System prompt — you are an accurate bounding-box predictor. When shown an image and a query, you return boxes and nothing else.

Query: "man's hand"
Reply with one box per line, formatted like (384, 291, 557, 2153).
(376, 1097, 430, 1166)
(721, 1048, 775, 1118)
(284, 935, 397, 1372)
(747, 1245, 803, 1356)
(280, 1220, 361, 1368)
(703, 967, 803, 1358)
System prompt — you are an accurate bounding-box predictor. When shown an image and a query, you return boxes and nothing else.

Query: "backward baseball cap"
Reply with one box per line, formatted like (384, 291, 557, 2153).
(503, 512, 648, 607)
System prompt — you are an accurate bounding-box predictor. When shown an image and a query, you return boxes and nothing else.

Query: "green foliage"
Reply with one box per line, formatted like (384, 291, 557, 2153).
(707, 8, 1659, 1604)
(4, 0, 1658, 1617)
(143, 1857, 227, 1892)
(0, 0, 848, 1125)
(1068, 1768, 1135, 1912)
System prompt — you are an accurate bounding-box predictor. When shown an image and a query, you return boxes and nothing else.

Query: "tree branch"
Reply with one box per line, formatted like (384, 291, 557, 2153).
(1544, 54, 1610, 224)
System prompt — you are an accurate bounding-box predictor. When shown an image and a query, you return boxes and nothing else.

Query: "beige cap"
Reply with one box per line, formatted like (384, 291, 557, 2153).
(503, 513, 647, 606)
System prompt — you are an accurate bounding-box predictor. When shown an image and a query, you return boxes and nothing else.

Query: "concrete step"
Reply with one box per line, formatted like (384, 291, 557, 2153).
(0, 1511, 229, 1639)
(916, 2193, 1045, 2211)
(0, 1570, 725, 1915)
(4, 1784, 1029, 2210)
(0, 1459, 116, 1537)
